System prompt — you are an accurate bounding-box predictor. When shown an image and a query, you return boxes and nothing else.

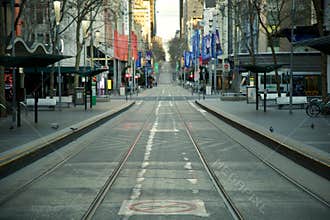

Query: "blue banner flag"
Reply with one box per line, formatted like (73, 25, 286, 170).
(215, 29, 223, 56)
(146, 51, 152, 61)
(202, 34, 211, 61)
(195, 30, 200, 59)
(136, 51, 142, 68)
(184, 51, 191, 68)
(211, 32, 216, 58)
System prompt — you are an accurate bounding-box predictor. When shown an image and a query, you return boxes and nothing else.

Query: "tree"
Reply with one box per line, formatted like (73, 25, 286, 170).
(151, 38, 166, 67)
(168, 36, 188, 69)
(312, 0, 328, 100)
(227, 0, 260, 92)
(254, 0, 291, 96)
(59, 0, 103, 89)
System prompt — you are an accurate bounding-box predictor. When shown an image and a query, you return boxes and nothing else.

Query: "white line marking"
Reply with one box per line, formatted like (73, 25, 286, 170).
(184, 162, 192, 170)
(189, 101, 206, 115)
(142, 162, 149, 168)
(150, 129, 179, 132)
(187, 179, 198, 184)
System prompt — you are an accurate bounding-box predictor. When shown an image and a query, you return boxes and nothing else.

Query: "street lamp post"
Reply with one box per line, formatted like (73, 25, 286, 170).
(10, 0, 17, 127)
(289, 0, 296, 114)
(82, 19, 90, 111)
(54, 1, 62, 111)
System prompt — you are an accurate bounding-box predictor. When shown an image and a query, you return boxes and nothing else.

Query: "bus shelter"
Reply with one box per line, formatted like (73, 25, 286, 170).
(0, 54, 71, 126)
(240, 64, 285, 112)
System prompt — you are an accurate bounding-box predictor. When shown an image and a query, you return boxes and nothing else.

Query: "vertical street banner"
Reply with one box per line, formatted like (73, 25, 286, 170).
(195, 30, 200, 60)
(146, 51, 152, 61)
(202, 34, 211, 61)
(114, 30, 139, 61)
(131, 31, 138, 60)
(190, 51, 194, 66)
(192, 30, 200, 62)
(211, 32, 216, 58)
(215, 29, 223, 56)
(184, 51, 191, 68)
(136, 51, 142, 68)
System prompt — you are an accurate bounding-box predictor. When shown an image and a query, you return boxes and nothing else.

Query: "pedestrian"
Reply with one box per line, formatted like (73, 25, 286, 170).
(5, 76, 13, 101)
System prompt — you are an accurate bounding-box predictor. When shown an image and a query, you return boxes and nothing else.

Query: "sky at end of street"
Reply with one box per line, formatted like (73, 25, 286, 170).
(156, 0, 180, 43)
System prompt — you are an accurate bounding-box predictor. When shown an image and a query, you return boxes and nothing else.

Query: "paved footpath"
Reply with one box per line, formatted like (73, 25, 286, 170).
(0, 99, 131, 154)
(196, 99, 330, 166)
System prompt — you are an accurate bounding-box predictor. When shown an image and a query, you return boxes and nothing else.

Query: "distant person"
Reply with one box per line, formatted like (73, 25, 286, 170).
(5, 76, 13, 101)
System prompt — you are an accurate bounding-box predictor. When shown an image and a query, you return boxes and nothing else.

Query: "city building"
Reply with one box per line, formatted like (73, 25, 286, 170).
(179, 0, 329, 96)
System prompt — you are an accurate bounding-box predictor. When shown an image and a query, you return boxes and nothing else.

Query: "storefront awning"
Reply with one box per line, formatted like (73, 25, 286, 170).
(240, 64, 286, 73)
(0, 54, 71, 67)
(77, 68, 109, 77)
(293, 35, 330, 55)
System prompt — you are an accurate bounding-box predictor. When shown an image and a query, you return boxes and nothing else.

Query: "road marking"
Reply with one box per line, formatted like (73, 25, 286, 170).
(187, 178, 198, 184)
(142, 162, 149, 168)
(184, 162, 192, 170)
(118, 200, 208, 217)
(150, 128, 179, 132)
(189, 101, 206, 115)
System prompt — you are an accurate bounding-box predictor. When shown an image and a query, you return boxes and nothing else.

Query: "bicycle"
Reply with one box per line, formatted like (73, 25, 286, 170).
(306, 98, 330, 117)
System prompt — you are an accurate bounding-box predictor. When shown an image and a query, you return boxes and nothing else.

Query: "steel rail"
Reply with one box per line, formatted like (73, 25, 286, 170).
(82, 101, 157, 220)
(0, 102, 143, 206)
(174, 100, 244, 220)
(193, 101, 330, 208)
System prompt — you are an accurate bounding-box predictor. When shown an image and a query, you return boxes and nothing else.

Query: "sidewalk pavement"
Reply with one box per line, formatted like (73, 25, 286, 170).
(196, 99, 330, 166)
(0, 99, 132, 154)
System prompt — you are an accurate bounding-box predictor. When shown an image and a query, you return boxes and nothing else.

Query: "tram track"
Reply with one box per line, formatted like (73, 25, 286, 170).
(82, 98, 245, 220)
(198, 104, 329, 207)
(173, 101, 244, 220)
(178, 99, 329, 214)
(1, 95, 328, 219)
(192, 101, 329, 207)
(195, 101, 330, 180)
(0, 102, 135, 179)
(0, 101, 144, 207)
(81, 101, 158, 220)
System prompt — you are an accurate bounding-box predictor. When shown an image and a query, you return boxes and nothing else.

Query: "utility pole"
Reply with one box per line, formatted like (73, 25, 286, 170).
(11, 0, 16, 127)
(128, 0, 132, 94)
(233, 0, 239, 93)
(90, 10, 94, 108)
(289, 0, 296, 114)
(220, 5, 225, 93)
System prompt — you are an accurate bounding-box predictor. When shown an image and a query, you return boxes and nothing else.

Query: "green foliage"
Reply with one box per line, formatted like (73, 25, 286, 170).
(151, 38, 166, 67)
(168, 36, 187, 69)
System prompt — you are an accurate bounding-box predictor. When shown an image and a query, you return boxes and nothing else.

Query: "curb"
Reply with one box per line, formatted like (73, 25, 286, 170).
(195, 100, 330, 180)
(0, 101, 135, 179)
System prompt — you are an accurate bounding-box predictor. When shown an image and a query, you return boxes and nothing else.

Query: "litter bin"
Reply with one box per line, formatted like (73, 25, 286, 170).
(246, 86, 256, 104)
(74, 87, 85, 105)
(206, 86, 211, 95)
(120, 86, 125, 96)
